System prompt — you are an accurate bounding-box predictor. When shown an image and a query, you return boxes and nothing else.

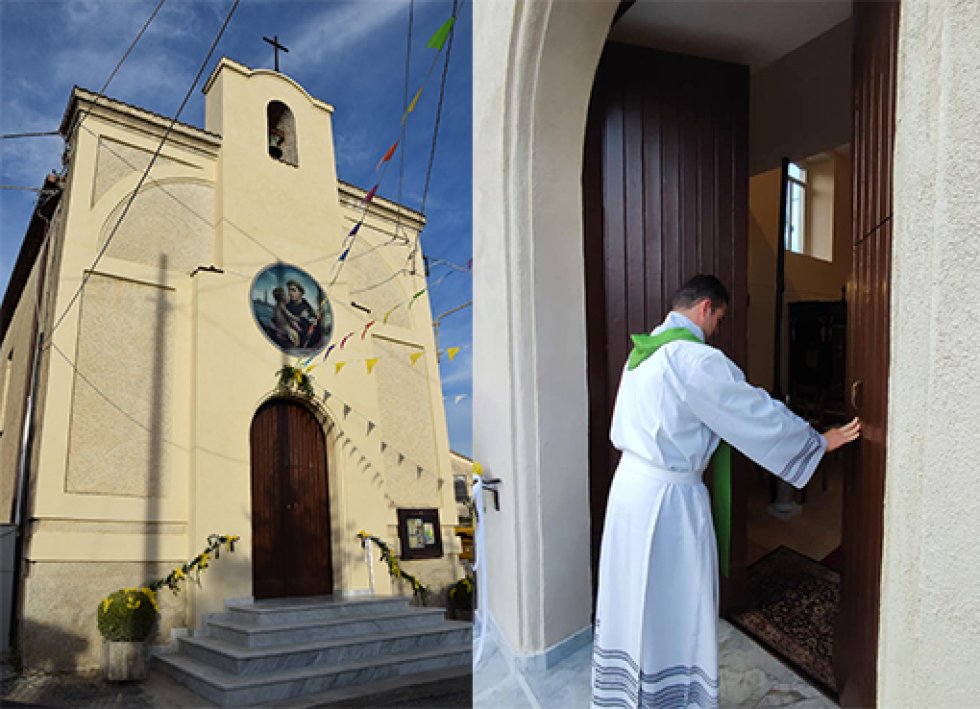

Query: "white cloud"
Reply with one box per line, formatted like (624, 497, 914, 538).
(286, 0, 409, 72)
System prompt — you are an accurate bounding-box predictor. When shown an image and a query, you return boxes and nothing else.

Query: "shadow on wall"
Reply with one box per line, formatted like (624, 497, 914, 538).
(14, 617, 90, 674)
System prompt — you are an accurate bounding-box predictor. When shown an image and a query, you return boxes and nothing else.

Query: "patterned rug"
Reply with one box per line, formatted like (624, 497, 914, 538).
(729, 545, 839, 699)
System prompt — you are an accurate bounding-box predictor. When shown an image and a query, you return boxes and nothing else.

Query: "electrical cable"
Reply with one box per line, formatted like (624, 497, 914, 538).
(44, 0, 240, 347)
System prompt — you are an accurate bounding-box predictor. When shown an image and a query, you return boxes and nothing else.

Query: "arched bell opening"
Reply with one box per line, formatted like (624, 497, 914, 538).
(267, 100, 298, 166)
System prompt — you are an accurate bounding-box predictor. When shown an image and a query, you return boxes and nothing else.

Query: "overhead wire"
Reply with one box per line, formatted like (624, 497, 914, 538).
(43, 0, 241, 347)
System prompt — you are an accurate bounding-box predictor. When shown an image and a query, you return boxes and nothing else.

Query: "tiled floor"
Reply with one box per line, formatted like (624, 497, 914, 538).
(473, 620, 836, 709)
(746, 455, 845, 567)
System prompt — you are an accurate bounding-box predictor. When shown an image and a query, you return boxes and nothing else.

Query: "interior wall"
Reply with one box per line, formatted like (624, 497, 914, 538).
(747, 150, 852, 393)
(751, 19, 852, 176)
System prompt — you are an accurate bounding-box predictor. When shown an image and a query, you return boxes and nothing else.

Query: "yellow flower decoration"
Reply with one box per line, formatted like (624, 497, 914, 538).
(173, 567, 185, 581)
(472, 461, 483, 476)
(101, 597, 112, 613)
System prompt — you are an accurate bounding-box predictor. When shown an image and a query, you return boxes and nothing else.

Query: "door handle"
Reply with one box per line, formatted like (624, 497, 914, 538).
(850, 380, 863, 412)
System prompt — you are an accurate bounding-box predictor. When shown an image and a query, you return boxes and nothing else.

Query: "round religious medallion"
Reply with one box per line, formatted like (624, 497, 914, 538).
(250, 263, 333, 357)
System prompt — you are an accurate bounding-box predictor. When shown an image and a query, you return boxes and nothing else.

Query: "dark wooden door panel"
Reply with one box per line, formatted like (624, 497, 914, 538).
(250, 399, 332, 599)
(584, 43, 749, 610)
(835, 1, 898, 705)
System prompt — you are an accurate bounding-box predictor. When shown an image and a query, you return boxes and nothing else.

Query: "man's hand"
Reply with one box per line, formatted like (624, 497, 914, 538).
(823, 417, 862, 452)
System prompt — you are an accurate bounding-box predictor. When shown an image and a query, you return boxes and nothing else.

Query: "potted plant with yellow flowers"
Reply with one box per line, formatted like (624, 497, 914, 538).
(96, 533, 239, 681)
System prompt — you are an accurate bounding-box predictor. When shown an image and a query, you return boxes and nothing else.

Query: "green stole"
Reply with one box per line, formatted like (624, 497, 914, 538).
(627, 328, 732, 578)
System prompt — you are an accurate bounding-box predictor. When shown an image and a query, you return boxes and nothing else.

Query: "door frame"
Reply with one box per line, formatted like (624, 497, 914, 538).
(248, 394, 338, 598)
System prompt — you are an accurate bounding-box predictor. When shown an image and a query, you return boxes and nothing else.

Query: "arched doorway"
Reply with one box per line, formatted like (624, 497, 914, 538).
(249, 398, 333, 599)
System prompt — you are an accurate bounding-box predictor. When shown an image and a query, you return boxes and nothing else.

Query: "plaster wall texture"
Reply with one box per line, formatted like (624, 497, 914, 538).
(746, 152, 852, 391)
(0, 250, 48, 521)
(20, 560, 189, 672)
(880, 0, 980, 704)
(10, 61, 458, 670)
(473, 0, 617, 657)
(750, 19, 852, 176)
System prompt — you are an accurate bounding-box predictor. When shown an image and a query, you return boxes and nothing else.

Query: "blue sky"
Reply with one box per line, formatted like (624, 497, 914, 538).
(0, 0, 472, 455)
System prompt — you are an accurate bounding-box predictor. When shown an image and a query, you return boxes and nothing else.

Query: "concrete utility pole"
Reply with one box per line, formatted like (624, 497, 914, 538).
(432, 301, 472, 362)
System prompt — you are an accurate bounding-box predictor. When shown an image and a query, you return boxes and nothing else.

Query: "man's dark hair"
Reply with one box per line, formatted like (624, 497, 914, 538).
(671, 274, 730, 311)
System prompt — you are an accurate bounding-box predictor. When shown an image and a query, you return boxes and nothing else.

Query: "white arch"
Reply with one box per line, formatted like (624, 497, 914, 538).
(473, 0, 618, 662)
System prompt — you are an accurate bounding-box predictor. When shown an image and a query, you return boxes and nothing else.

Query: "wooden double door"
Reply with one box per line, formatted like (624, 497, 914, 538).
(585, 3, 897, 704)
(249, 398, 333, 599)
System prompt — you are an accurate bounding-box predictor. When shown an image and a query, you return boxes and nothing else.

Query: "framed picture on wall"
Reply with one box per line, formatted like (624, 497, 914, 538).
(396, 508, 443, 560)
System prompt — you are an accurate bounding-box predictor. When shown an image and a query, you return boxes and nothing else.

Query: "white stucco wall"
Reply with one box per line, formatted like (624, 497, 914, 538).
(473, 0, 617, 660)
(880, 0, 980, 704)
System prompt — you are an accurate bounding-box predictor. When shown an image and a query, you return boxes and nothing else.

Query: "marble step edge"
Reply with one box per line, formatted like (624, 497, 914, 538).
(155, 643, 473, 706)
(206, 607, 448, 637)
(225, 596, 410, 624)
(181, 621, 473, 662)
(276, 665, 471, 708)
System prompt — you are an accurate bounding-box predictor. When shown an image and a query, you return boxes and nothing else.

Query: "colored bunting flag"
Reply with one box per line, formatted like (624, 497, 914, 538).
(437, 479, 444, 489)
(343, 404, 352, 419)
(340, 332, 354, 349)
(362, 184, 379, 204)
(410, 352, 424, 366)
(383, 305, 399, 324)
(409, 289, 426, 307)
(366, 421, 376, 436)
(348, 221, 362, 238)
(454, 394, 466, 404)
(402, 88, 423, 124)
(447, 347, 460, 361)
(467, 258, 473, 269)
(322, 390, 332, 401)
(366, 358, 379, 374)
(361, 320, 376, 339)
(338, 246, 351, 262)
(323, 344, 336, 361)
(380, 442, 388, 453)
(335, 362, 347, 374)
(427, 17, 456, 50)
(376, 140, 399, 171)
(397, 453, 405, 466)
(416, 465, 423, 479)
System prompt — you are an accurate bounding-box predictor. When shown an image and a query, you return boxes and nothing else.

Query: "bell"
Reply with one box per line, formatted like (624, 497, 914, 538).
(268, 132, 284, 160)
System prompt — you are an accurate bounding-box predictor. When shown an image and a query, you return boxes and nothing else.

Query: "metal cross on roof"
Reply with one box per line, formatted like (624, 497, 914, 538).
(262, 35, 289, 72)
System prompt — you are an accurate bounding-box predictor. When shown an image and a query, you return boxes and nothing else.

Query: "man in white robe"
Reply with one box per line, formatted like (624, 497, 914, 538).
(591, 275, 861, 709)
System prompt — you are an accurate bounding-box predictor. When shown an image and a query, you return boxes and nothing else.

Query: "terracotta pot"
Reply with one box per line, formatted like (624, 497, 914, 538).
(102, 639, 147, 682)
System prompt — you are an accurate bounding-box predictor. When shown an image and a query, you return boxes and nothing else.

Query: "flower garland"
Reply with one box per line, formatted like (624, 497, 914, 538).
(149, 533, 240, 595)
(275, 361, 316, 398)
(356, 530, 429, 605)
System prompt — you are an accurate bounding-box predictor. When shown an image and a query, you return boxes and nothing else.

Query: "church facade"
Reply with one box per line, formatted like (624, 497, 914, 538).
(0, 58, 462, 671)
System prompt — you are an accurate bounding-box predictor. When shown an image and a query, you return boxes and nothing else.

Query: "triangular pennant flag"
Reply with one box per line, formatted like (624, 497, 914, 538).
(366, 358, 379, 374)
(406, 88, 423, 115)
(322, 389, 332, 401)
(335, 361, 347, 374)
(348, 222, 362, 238)
(323, 344, 336, 361)
(376, 140, 399, 171)
(340, 332, 354, 349)
(366, 421, 376, 436)
(338, 246, 351, 262)
(427, 16, 456, 50)
(416, 465, 423, 479)
(409, 289, 426, 307)
(343, 404, 352, 419)
(361, 320, 376, 339)
(447, 346, 461, 361)
(454, 394, 466, 404)
(397, 453, 405, 466)
(437, 479, 444, 489)
(467, 258, 473, 269)
(383, 305, 399, 324)
(380, 441, 388, 453)
(362, 184, 379, 204)
(410, 352, 424, 366)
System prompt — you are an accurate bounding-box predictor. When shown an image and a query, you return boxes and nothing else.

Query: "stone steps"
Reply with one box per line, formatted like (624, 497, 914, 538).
(154, 595, 472, 707)
(207, 608, 448, 648)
